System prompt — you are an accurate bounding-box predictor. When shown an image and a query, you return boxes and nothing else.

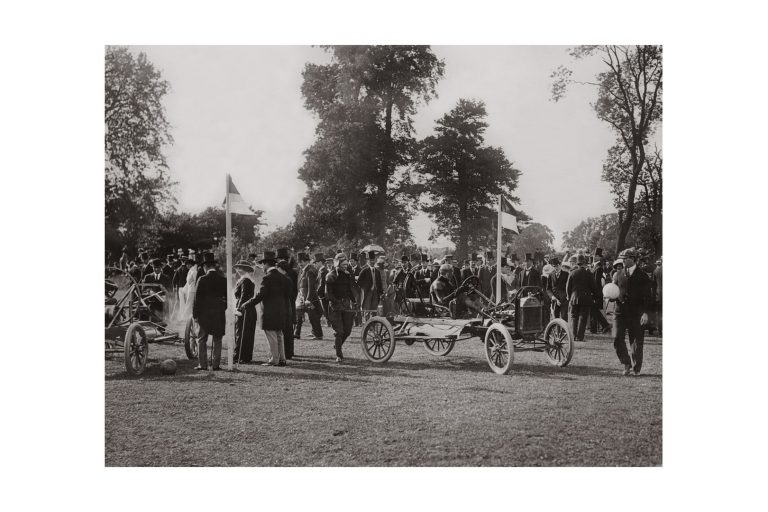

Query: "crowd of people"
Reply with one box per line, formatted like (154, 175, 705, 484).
(110, 243, 662, 375)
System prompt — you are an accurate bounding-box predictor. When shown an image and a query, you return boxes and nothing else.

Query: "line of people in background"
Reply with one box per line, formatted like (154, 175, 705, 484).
(110, 244, 661, 373)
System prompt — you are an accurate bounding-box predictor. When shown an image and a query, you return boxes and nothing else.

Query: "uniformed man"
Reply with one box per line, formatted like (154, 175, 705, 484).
(325, 253, 357, 362)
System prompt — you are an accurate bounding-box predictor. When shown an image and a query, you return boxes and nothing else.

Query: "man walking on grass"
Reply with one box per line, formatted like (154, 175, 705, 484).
(612, 249, 654, 376)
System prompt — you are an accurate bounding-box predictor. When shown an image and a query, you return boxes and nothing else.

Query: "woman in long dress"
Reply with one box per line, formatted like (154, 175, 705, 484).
(178, 257, 200, 322)
(233, 261, 257, 363)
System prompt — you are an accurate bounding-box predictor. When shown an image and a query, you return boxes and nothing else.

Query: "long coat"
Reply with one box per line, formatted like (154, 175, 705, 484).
(357, 265, 383, 310)
(299, 263, 320, 303)
(192, 269, 227, 336)
(519, 267, 541, 288)
(612, 266, 654, 317)
(546, 270, 569, 303)
(241, 267, 291, 331)
(234, 276, 257, 357)
(566, 266, 595, 306)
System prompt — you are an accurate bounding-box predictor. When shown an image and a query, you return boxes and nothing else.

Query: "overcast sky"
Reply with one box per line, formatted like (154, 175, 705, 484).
(131, 45, 619, 249)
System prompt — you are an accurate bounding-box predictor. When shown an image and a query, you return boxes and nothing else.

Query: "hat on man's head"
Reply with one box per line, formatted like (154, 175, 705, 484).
(485, 251, 494, 260)
(594, 247, 603, 258)
(510, 254, 519, 262)
(401, 251, 409, 262)
(312, 253, 325, 263)
(525, 253, 533, 262)
(613, 259, 624, 269)
(542, 264, 554, 277)
(618, 248, 637, 260)
(334, 252, 348, 262)
(576, 254, 587, 265)
(367, 250, 377, 261)
(421, 253, 429, 262)
(549, 257, 561, 266)
(257, 251, 277, 264)
(297, 252, 310, 262)
(410, 253, 421, 262)
(202, 252, 217, 265)
(432, 259, 441, 266)
(234, 260, 254, 272)
(470, 252, 478, 261)
(276, 248, 290, 260)
(151, 258, 162, 267)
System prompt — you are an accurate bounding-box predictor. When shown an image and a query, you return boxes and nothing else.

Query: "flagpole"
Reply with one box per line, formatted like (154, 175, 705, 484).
(225, 174, 234, 370)
(496, 194, 503, 305)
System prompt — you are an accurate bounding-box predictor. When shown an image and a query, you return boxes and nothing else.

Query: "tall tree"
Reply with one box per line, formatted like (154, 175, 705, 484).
(105, 46, 175, 253)
(298, 45, 445, 245)
(552, 45, 662, 253)
(562, 213, 634, 257)
(507, 223, 555, 260)
(416, 99, 523, 260)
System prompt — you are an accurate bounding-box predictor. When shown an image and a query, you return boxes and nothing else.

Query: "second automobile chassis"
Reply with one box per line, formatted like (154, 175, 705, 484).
(360, 274, 574, 375)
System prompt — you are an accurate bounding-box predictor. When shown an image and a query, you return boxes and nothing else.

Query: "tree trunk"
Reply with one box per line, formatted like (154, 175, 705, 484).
(374, 100, 394, 244)
(616, 144, 644, 253)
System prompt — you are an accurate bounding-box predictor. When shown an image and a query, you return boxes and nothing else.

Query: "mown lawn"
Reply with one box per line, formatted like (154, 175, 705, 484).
(105, 324, 661, 466)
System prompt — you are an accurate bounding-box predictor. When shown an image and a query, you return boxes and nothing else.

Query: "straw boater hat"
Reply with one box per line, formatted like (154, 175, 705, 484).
(234, 260, 254, 272)
(334, 252, 348, 262)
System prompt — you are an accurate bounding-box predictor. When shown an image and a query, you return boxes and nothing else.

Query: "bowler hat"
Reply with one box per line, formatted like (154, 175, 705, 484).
(276, 248, 290, 260)
(257, 251, 277, 264)
(234, 260, 254, 272)
(313, 253, 325, 263)
(151, 258, 162, 266)
(618, 248, 637, 259)
(202, 252, 216, 266)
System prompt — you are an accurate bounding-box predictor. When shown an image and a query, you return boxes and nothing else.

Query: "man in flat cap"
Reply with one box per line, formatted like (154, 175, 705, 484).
(611, 248, 654, 375)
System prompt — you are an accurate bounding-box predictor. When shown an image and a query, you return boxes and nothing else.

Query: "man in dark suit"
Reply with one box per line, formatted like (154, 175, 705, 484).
(566, 254, 595, 341)
(546, 257, 569, 321)
(318, 257, 333, 326)
(240, 251, 290, 366)
(276, 248, 298, 359)
(612, 249, 654, 375)
(653, 257, 662, 336)
(479, 251, 493, 298)
(348, 252, 363, 326)
(357, 250, 384, 320)
(519, 253, 541, 288)
(326, 253, 357, 362)
(192, 252, 227, 370)
(589, 249, 612, 334)
(295, 253, 324, 340)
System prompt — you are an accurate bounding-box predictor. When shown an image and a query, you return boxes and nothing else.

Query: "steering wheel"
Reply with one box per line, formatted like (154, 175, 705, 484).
(460, 275, 480, 294)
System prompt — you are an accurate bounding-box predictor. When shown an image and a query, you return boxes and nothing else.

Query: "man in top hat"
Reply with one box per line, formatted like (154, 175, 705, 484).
(546, 256, 569, 321)
(240, 251, 291, 366)
(519, 253, 541, 288)
(413, 253, 432, 298)
(611, 248, 654, 375)
(589, 248, 612, 334)
(295, 253, 324, 340)
(172, 255, 190, 293)
(317, 256, 334, 326)
(275, 248, 298, 359)
(566, 254, 596, 341)
(192, 252, 227, 370)
(461, 253, 480, 282)
(357, 250, 384, 320)
(325, 253, 357, 362)
(348, 252, 363, 326)
(479, 251, 494, 298)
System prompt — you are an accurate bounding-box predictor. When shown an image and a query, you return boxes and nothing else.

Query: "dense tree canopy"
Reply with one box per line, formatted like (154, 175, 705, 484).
(416, 99, 524, 260)
(105, 46, 175, 254)
(296, 45, 445, 246)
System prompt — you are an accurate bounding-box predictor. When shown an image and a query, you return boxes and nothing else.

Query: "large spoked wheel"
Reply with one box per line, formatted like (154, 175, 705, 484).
(423, 338, 455, 356)
(124, 323, 149, 376)
(361, 317, 396, 363)
(484, 323, 514, 375)
(542, 318, 574, 367)
(184, 317, 199, 360)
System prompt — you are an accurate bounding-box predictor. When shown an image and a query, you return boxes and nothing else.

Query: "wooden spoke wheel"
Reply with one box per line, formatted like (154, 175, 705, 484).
(124, 323, 149, 376)
(184, 317, 199, 360)
(484, 323, 514, 375)
(361, 317, 396, 363)
(542, 318, 574, 367)
(423, 338, 455, 356)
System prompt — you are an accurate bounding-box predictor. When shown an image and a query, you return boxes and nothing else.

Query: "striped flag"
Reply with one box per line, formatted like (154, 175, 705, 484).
(499, 195, 519, 234)
(223, 175, 257, 216)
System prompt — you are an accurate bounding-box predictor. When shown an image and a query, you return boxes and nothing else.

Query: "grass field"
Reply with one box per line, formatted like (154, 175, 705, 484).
(105, 323, 662, 467)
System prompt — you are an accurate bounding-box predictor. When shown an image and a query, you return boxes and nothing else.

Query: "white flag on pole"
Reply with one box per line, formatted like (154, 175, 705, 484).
(223, 175, 257, 216)
(499, 195, 519, 234)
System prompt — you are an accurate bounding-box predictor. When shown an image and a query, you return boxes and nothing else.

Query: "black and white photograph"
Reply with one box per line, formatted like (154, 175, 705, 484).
(104, 44, 662, 466)
(6, 1, 768, 510)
